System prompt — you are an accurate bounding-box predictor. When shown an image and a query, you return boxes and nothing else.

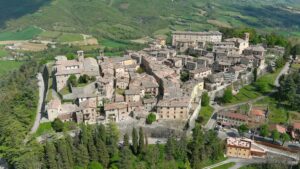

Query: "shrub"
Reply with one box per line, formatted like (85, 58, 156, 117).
(67, 74, 77, 87)
(51, 118, 64, 132)
(201, 92, 210, 106)
(146, 113, 156, 124)
(78, 74, 89, 83)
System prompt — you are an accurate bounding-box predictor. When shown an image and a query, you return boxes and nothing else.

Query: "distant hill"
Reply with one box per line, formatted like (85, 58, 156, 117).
(0, 0, 300, 41)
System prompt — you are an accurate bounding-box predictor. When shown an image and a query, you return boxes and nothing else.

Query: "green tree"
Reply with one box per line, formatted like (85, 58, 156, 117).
(253, 68, 258, 82)
(87, 139, 98, 162)
(123, 133, 129, 147)
(180, 70, 190, 82)
(88, 161, 104, 169)
(165, 137, 176, 160)
(146, 113, 156, 124)
(260, 124, 269, 137)
(281, 133, 290, 145)
(67, 74, 77, 87)
(271, 130, 280, 143)
(119, 146, 133, 169)
(132, 127, 138, 155)
(51, 118, 64, 132)
(56, 139, 72, 169)
(222, 87, 233, 103)
(78, 74, 89, 84)
(76, 144, 89, 167)
(238, 124, 249, 136)
(95, 138, 109, 168)
(201, 92, 210, 106)
(45, 142, 58, 169)
(138, 127, 145, 154)
(66, 53, 75, 60)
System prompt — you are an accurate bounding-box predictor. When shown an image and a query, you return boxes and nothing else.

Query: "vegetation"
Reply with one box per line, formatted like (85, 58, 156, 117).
(40, 124, 224, 169)
(277, 71, 300, 111)
(0, 26, 42, 40)
(201, 92, 210, 106)
(52, 118, 64, 132)
(222, 87, 233, 103)
(1, 0, 300, 42)
(180, 70, 190, 82)
(0, 60, 23, 76)
(146, 113, 156, 124)
(197, 105, 214, 125)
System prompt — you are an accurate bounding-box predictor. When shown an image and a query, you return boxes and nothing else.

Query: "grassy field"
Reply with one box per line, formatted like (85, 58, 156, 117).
(57, 33, 83, 42)
(0, 48, 8, 57)
(229, 68, 282, 104)
(0, 26, 42, 40)
(0, 61, 23, 76)
(35, 122, 54, 136)
(213, 162, 235, 169)
(199, 105, 214, 125)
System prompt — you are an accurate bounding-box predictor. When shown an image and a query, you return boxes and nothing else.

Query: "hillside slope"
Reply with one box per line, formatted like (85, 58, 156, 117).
(1, 0, 300, 40)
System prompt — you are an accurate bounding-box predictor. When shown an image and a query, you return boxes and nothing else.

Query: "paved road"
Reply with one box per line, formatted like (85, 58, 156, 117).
(30, 73, 45, 134)
(274, 61, 290, 87)
(203, 158, 266, 169)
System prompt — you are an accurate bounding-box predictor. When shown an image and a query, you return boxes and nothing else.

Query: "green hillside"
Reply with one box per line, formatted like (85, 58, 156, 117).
(0, 0, 300, 41)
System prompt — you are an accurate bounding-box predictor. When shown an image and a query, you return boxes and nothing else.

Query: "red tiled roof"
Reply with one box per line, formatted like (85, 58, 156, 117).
(251, 109, 265, 117)
(293, 122, 300, 130)
(269, 124, 286, 134)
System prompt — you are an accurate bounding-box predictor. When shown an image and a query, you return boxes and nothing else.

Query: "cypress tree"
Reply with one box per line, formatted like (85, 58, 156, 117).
(132, 127, 138, 155)
(119, 146, 133, 169)
(138, 127, 145, 154)
(165, 137, 175, 160)
(97, 124, 106, 143)
(56, 139, 71, 169)
(65, 135, 76, 165)
(95, 139, 109, 168)
(87, 139, 98, 162)
(45, 142, 58, 169)
(76, 144, 89, 167)
(123, 133, 129, 147)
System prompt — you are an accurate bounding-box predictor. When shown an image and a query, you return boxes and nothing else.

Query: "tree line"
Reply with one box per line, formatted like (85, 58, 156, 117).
(42, 123, 224, 169)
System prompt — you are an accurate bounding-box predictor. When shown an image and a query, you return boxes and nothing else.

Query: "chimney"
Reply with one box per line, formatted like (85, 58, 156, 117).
(244, 33, 250, 42)
(77, 50, 84, 62)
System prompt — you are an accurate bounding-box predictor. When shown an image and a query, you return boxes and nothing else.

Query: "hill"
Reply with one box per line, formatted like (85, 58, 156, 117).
(0, 0, 300, 42)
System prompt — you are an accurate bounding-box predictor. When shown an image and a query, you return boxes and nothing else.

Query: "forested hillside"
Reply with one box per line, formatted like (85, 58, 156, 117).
(0, 0, 300, 41)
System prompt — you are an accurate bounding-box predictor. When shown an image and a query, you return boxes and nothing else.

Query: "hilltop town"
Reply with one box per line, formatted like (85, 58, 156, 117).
(45, 30, 279, 130)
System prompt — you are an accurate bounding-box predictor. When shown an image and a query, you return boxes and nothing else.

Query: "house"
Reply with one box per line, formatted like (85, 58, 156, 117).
(116, 77, 130, 89)
(172, 31, 222, 47)
(104, 102, 128, 122)
(143, 98, 157, 112)
(47, 99, 77, 122)
(217, 111, 248, 127)
(243, 45, 266, 57)
(54, 51, 100, 91)
(190, 67, 212, 79)
(75, 98, 98, 124)
(225, 33, 250, 54)
(226, 137, 266, 159)
(205, 73, 225, 91)
(248, 108, 266, 127)
(269, 124, 286, 134)
(125, 89, 141, 102)
(156, 97, 190, 120)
